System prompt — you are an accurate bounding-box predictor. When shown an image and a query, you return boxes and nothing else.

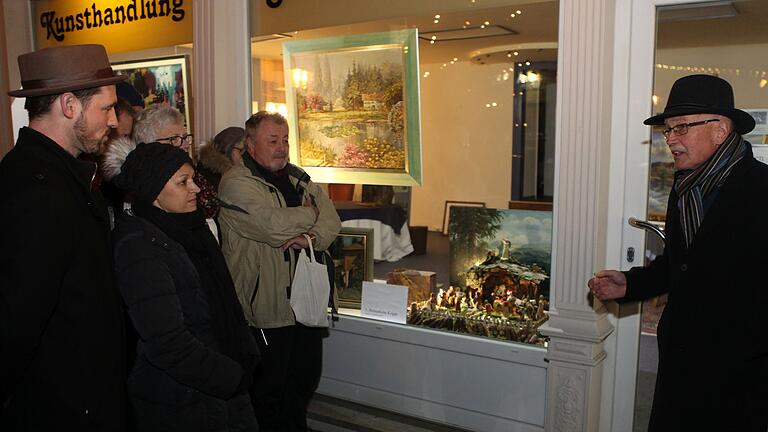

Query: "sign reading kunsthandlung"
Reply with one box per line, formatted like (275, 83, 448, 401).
(34, 0, 191, 53)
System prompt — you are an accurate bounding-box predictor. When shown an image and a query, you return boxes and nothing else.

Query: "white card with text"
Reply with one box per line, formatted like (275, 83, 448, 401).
(361, 281, 408, 324)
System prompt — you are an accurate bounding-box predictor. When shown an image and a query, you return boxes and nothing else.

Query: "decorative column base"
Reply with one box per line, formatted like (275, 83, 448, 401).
(540, 308, 614, 431)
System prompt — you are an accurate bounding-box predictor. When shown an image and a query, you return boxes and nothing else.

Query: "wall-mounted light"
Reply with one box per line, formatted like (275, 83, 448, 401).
(265, 102, 288, 117)
(292, 68, 308, 90)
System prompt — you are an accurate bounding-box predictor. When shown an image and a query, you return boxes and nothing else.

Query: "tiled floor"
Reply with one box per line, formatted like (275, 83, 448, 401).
(307, 394, 469, 432)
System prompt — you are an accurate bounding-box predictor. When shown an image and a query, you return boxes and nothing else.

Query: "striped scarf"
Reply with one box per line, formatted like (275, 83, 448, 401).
(674, 132, 747, 248)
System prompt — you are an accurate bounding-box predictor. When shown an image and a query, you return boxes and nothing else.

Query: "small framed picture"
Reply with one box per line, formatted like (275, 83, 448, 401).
(442, 201, 485, 235)
(329, 227, 374, 309)
(111, 55, 192, 131)
(745, 109, 768, 135)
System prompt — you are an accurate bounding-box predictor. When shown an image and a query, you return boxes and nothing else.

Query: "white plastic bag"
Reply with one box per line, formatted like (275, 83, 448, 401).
(290, 234, 331, 327)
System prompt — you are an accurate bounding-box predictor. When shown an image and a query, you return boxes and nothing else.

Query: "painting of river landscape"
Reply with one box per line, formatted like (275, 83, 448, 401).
(283, 30, 422, 186)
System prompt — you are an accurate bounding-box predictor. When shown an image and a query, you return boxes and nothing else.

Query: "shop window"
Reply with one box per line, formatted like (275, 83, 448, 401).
(250, 0, 558, 346)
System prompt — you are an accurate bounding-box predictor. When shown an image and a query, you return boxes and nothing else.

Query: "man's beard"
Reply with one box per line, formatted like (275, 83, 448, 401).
(73, 113, 106, 155)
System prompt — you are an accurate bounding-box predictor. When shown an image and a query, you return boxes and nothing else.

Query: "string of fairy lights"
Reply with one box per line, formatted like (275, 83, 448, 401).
(656, 63, 768, 88)
(423, 7, 526, 76)
(421, 6, 532, 110)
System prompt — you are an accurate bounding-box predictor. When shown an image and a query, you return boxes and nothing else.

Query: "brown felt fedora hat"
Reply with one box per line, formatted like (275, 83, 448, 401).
(644, 74, 755, 135)
(9, 44, 126, 98)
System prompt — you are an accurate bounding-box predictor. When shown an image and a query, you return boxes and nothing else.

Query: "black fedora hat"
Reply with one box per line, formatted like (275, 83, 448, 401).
(644, 74, 755, 135)
(9, 44, 126, 98)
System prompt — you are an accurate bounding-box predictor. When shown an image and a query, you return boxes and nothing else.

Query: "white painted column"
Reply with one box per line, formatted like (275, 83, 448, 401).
(0, 0, 10, 156)
(192, 0, 250, 144)
(539, 0, 617, 430)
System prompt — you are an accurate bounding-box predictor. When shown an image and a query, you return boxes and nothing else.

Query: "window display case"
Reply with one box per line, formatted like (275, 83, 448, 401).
(250, 2, 557, 347)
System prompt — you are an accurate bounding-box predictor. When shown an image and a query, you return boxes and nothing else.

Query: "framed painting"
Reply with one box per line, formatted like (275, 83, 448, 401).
(111, 55, 192, 131)
(442, 201, 485, 235)
(329, 227, 374, 309)
(448, 207, 553, 296)
(282, 29, 422, 186)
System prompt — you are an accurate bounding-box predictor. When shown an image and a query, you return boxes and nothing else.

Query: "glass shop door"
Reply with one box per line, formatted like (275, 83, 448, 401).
(629, 1, 768, 429)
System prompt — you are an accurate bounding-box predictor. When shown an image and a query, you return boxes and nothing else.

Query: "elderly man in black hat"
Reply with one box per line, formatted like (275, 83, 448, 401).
(589, 74, 768, 431)
(0, 45, 128, 430)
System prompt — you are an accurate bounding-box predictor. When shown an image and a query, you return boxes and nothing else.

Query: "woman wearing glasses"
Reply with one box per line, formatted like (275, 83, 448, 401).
(133, 105, 194, 151)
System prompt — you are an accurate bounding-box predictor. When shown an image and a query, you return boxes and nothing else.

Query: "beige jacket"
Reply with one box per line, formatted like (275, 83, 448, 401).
(218, 162, 341, 328)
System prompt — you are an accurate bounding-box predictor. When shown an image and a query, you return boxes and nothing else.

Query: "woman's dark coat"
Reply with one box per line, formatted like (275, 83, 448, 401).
(621, 147, 768, 431)
(113, 212, 258, 431)
(0, 127, 126, 430)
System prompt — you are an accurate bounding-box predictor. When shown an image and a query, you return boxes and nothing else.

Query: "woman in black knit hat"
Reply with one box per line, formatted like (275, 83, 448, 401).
(111, 142, 260, 431)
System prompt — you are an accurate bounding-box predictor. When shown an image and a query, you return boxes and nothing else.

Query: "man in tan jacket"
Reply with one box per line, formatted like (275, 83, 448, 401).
(218, 111, 340, 432)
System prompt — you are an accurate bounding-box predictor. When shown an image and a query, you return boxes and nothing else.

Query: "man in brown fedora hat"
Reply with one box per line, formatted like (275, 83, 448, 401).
(0, 44, 128, 430)
(589, 74, 768, 431)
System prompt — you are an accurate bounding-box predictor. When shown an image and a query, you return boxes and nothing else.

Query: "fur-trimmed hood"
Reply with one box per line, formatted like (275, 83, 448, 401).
(101, 136, 137, 181)
(198, 142, 234, 175)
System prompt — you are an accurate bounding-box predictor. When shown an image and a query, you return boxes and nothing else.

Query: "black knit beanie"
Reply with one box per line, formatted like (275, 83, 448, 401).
(113, 142, 193, 202)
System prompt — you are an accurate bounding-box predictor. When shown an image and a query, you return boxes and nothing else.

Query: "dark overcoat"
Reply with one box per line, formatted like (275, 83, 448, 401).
(621, 146, 768, 431)
(113, 213, 258, 431)
(0, 127, 126, 430)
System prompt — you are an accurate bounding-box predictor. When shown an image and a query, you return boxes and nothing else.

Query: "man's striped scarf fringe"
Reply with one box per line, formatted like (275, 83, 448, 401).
(674, 131, 747, 248)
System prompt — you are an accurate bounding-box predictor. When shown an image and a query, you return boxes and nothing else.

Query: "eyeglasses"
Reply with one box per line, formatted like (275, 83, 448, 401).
(157, 133, 193, 147)
(662, 119, 719, 138)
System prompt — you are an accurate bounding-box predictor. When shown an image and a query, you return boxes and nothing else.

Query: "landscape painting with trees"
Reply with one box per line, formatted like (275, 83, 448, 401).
(283, 30, 422, 186)
(449, 207, 553, 298)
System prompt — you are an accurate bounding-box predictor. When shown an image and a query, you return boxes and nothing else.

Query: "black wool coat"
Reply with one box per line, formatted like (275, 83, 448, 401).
(621, 147, 768, 432)
(0, 127, 126, 430)
(113, 213, 258, 431)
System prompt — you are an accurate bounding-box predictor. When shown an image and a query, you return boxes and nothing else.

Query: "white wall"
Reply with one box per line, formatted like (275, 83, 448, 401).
(410, 60, 514, 231)
(3, 0, 32, 91)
